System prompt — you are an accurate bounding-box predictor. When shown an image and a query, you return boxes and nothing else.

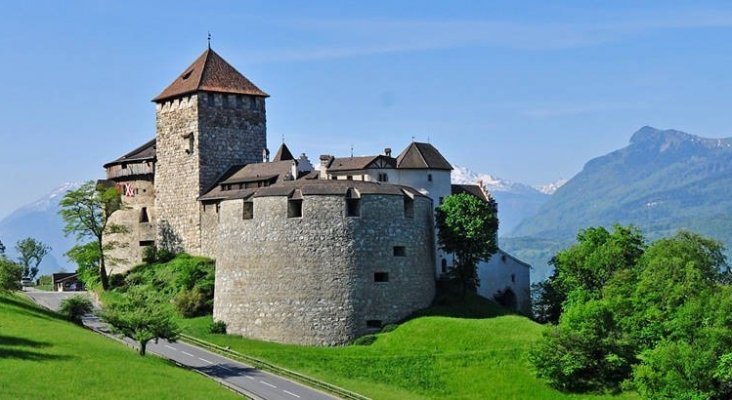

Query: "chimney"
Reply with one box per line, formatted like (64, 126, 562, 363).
(262, 148, 270, 163)
(291, 160, 298, 180)
(384, 147, 392, 157)
(319, 154, 334, 180)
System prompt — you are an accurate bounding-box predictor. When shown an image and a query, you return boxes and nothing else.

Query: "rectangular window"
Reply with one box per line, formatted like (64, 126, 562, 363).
(139, 240, 154, 247)
(250, 96, 257, 110)
(377, 173, 388, 182)
(404, 197, 414, 218)
(393, 246, 406, 257)
(288, 199, 303, 218)
(346, 198, 360, 217)
(222, 94, 229, 108)
(242, 201, 254, 220)
(139, 207, 149, 223)
(366, 320, 382, 329)
(374, 272, 389, 282)
(427, 174, 433, 182)
(208, 92, 215, 106)
(347, 175, 353, 181)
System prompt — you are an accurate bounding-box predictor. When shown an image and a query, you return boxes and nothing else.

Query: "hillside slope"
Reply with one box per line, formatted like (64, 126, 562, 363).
(505, 126, 732, 280)
(180, 298, 637, 400)
(0, 292, 239, 400)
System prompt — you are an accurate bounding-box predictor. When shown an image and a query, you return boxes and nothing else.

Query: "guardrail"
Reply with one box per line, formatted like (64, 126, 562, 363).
(179, 334, 371, 400)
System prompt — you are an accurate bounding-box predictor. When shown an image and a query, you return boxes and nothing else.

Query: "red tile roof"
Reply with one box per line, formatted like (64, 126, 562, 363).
(396, 142, 453, 170)
(153, 49, 268, 102)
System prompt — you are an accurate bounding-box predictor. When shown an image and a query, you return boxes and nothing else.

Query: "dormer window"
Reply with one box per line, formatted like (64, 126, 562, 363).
(181, 69, 193, 80)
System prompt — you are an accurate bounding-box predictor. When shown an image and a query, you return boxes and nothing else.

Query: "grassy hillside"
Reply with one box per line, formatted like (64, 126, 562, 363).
(0, 292, 239, 400)
(180, 297, 638, 400)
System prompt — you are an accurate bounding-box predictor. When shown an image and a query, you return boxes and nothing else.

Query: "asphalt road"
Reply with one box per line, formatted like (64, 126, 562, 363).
(23, 289, 339, 400)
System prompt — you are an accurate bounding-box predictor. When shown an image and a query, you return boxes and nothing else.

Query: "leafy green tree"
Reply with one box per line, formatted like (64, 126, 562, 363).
(15, 237, 51, 279)
(102, 289, 179, 356)
(59, 295, 94, 325)
(435, 193, 498, 297)
(59, 181, 126, 290)
(65, 242, 102, 288)
(0, 239, 6, 258)
(0, 258, 23, 292)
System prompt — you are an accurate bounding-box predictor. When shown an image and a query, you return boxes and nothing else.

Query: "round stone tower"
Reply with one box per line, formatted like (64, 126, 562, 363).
(152, 49, 268, 256)
(213, 180, 436, 345)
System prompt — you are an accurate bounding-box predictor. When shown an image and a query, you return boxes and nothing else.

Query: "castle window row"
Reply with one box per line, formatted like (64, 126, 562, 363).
(206, 92, 260, 110)
(236, 195, 418, 220)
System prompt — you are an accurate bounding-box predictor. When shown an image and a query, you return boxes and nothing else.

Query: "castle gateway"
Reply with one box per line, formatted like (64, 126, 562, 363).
(102, 48, 530, 345)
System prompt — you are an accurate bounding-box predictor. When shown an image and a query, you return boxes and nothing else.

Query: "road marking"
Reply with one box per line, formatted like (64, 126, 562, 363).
(164, 345, 177, 351)
(283, 390, 301, 398)
(246, 376, 255, 380)
(219, 365, 233, 372)
(181, 351, 195, 357)
(260, 380, 277, 388)
(199, 357, 214, 364)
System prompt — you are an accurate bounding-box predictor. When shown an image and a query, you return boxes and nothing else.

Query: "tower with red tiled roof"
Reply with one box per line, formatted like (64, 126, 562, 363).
(153, 48, 268, 255)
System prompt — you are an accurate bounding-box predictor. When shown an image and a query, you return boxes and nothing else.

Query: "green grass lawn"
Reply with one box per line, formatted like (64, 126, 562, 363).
(0, 292, 241, 400)
(180, 296, 639, 400)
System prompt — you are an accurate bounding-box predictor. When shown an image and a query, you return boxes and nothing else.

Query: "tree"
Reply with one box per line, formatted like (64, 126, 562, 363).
(59, 295, 94, 325)
(0, 239, 6, 258)
(435, 193, 499, 297)
(59, 181, 125, 290)
(15, 237, 51, 279)
(102, 289, 179, 356)
(0, 258, 23, 292)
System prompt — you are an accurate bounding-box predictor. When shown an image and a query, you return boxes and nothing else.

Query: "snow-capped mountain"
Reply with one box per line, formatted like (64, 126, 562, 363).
(535, 178, 568, 195)
(0, 182, 81, 276)
(451, 165, 551, 236)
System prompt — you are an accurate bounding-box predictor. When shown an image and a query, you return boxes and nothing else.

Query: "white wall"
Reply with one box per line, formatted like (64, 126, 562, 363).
(477, 249, 531, 314)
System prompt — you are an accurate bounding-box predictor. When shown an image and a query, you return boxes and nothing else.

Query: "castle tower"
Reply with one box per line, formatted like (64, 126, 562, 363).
(152, 48, 268, 255)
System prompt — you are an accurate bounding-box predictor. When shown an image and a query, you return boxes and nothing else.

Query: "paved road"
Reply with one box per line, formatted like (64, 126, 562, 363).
(24, 289, 339, 400)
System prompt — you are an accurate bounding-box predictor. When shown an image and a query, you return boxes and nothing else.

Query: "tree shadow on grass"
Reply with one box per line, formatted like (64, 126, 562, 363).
(405, 285, 515, 321)
(0, 334, 52, 348)
(0, 347, 74, 361)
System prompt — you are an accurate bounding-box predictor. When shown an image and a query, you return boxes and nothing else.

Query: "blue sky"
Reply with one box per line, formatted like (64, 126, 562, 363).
(2, 1, 732, 218)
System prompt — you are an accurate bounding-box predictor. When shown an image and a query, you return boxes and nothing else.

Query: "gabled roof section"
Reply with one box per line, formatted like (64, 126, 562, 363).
(103, 139, 156, 168)
(396, 142, 453, 171)
(153, 49, 268, 102)
(273, 143, 294, 162)
(327, 155, 396, 172)
(452, 184, 491, 203)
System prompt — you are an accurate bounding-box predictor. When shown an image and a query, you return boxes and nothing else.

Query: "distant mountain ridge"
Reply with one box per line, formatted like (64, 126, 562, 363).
(0, 183, 80, 276)
(504, 126, 732, 281)
(451, 165, 554, 235)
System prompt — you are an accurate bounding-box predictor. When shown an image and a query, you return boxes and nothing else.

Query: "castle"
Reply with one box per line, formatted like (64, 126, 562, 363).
(102, 48, 530, 345)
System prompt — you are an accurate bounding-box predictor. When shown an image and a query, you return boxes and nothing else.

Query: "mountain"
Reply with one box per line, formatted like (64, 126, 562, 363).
(504, 126, 732, 282)
(0, 183, 80, 276)
(451, 165, 550, 235)
(535, 178, 568, 195)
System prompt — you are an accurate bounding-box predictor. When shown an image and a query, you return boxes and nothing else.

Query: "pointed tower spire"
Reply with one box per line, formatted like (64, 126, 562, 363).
(273, 143, 294, 162)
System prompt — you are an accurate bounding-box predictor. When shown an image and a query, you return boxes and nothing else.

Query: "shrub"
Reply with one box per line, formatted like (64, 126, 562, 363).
(0, 259, 23, 291)
(381, 324, 399, 333)
(209, 320, 227, 334)
(108, 274, 126, 289)
(353, 334, 377, 346)
(59, 295, 94, 324)
(156, 248, 175, 263)
(142, 245, 157, 263)
(174, 288, 208, 317)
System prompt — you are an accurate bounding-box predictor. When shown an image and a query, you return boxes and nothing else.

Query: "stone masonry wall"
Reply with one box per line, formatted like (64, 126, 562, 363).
(213, 193, 435, 345)
(154, 92, 266, 257)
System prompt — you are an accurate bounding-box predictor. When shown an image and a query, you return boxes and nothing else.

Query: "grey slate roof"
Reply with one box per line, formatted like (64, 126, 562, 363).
(396, 142, 453, 170)
(103, 139, 156, 168)
(272, 143, 294, 161)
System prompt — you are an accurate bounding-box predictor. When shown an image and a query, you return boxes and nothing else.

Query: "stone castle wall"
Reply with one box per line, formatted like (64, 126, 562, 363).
(213, 193, 436, 345)
(104, 179, 156, 275)
(154, 93, 266, 256)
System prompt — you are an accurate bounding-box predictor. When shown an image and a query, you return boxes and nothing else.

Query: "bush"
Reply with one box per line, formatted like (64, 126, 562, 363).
(174, 288, 208, 317)
(353, 334, 377, 346)
(209, 320, 227, 334)
(381, 324, 399, 333)
(108, 274, 125, 289)
(0, 259, 23, 291)
(37, 274, 52, 286)
(142, 245, 157, 263)
(156, 248, 175, 263)
(59, 295, 94, 324)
